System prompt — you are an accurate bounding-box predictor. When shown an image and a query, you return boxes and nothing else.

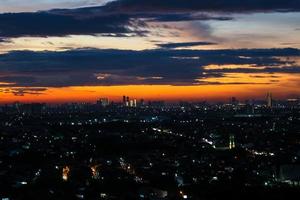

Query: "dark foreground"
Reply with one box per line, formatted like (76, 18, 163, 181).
(0, 104, 300, 199)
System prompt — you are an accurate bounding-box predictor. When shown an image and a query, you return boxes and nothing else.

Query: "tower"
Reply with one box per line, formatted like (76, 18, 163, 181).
(229, 134, 235, 149)
(267, 92, 273, 108)
(129, 100, 134, 107)
(123, 96, 130, 107)
(231, 97, 238, 106)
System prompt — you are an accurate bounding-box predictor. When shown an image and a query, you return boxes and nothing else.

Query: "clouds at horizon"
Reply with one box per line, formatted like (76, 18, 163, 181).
(157, 41, 218, 49)
(0, 48, 299, 89)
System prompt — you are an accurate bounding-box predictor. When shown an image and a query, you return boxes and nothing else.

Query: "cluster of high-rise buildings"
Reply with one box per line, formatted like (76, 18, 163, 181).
(122, 96, 138, 107)
(96, 98, 110, 107)
(96, 96, 144, 108)
(228, 92, 275, 108)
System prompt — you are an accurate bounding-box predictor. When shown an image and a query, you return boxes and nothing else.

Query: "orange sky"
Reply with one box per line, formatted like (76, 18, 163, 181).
(1, 71, 300, 103)
(1, 72, 300, 104)
(0, 83, 299, 104)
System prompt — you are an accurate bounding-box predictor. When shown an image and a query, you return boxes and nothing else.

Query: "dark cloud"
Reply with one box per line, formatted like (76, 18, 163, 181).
(0, 12, 141, 38)
(0, 76, 37, 85)
(0, 48, 299, 87)
(0, 7, 232, 38)
(141, 13, 233, 22)
(196, 81, 272, 85)
(157, 41, 218, 49)
(105, 0, 300, 12)
(0, 88, 47, 96)
(206, 66, 300, 74)
(3, 0, 296, 38)
(281, 42, 300, 46)
(249, 75, 281, 78)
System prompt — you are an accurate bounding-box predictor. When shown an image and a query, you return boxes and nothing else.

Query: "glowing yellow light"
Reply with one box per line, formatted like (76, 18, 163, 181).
(62, 166, 70, 181)
(90, 165, 100, 179)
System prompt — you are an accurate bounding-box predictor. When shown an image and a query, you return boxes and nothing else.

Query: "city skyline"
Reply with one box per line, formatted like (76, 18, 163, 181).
(0, 90, 286, 105)
(0, 92, 292, 110)
(0, 1, 300, 102)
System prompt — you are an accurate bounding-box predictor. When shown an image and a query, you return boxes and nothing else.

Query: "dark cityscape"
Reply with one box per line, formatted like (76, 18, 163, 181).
(1, 95, 300, 199)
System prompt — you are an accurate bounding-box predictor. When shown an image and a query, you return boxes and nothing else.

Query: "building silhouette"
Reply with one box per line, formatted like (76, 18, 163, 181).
(267, 92, 273, 108)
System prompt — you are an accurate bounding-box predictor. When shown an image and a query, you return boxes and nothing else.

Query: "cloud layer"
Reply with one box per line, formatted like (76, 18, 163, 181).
(157, 41, 218, 49)
(1, 0, 300, 38)
(0, 48, 299, 88)
(105, 0, 300, 12)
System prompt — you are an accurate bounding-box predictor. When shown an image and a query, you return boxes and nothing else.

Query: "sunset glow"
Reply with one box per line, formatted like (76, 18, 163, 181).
(0, 0, 300, 103)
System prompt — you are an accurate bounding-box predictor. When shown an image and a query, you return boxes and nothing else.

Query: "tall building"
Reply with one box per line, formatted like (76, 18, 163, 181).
(230, 97, 238, 106)
(267, 92, 273, 108)
(229, 135, 235, 149)
(129, 100, 134, 107)
(122, 96, 130, 107)
(140, 99, 145, 107)
(97, 98, 109, 107)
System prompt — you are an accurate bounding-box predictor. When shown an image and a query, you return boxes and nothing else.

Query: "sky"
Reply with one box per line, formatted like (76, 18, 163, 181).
(0, 0, 112, 12)
(0, 0, 300, 103)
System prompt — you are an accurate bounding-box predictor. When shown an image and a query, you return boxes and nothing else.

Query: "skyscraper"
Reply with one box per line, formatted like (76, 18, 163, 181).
(129, 100, 134, 107)
(229, 135, 235, 149)
(267, 92, 273, 108)
(122, 96, 131, 107)
(123, 96, 126, 104)
(97, 98, 109, 107)
(230, 97, 238, 106)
